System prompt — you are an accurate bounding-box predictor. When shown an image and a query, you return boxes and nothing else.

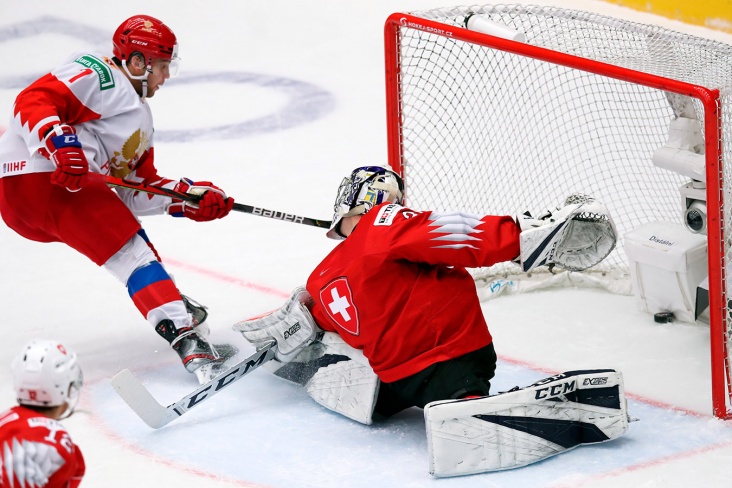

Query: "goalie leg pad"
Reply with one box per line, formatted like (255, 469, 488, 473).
(268, 332, 380, 425)
(424, 369, 629, 477)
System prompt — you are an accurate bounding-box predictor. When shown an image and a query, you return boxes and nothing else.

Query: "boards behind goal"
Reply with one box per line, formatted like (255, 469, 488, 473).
(383, 4, 732, 418)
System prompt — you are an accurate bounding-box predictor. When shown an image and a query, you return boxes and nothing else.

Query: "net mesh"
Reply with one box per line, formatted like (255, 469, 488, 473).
(395, 4, 732, 283)
(390, 4, 732, 415)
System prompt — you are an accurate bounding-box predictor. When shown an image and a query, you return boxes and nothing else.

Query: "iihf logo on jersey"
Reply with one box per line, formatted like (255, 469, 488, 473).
(3, 160, 27, 175)
(320, 277, 360, 335)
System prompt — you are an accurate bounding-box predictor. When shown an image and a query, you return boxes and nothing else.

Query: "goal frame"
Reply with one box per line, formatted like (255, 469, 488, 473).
(383, 12, 730, 419)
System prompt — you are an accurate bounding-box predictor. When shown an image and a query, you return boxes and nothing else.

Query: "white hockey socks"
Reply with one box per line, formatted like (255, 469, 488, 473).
(424, 369, 629, 477)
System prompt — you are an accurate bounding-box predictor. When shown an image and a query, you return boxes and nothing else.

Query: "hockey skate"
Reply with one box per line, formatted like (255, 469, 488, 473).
(181, 294, 238, 371)
(181, 294, 210, 337)
(155, 320, 238, 384)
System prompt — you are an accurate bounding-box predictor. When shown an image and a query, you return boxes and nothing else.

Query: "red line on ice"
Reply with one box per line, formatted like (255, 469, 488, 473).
(162, 257, 290, 299)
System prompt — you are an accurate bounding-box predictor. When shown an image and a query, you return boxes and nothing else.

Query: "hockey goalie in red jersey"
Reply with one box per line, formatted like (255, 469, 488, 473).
(0, 340, 85, 488)
(236, 165, 627, 476)
(310, 167, 519, 392)
(0, 15, 237, 384)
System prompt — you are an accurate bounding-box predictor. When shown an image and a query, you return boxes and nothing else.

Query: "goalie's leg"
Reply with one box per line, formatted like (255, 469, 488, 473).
(272, 332, 381, 425)
(375, 343, 497, 419)
(424, 369, 630, 477)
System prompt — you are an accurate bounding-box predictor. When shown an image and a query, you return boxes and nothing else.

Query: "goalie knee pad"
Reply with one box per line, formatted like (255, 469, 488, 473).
(424, 369, 629, 477)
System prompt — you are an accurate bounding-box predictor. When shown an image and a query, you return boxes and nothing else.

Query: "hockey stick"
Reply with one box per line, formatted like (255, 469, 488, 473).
(111, 340, 277, 428)
(103, 175, 332, 229)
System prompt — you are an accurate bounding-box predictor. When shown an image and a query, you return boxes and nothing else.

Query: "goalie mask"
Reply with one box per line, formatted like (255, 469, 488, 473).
(327, 166, 404, 239)
(12, 340, 84, 419)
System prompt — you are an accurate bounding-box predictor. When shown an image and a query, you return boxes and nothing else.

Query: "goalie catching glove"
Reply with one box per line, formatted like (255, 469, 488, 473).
(518, 194, 617, 272)
(233, 286, 319, 363)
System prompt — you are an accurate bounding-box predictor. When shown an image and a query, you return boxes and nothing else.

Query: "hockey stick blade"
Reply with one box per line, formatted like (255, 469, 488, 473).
(103, 175, 332, 229)
(111, 341, 277, 428)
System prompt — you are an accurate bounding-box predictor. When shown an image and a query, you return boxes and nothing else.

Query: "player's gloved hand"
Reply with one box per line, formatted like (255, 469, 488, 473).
(168, 178, 235, 222)
(43, 124, 89, 192)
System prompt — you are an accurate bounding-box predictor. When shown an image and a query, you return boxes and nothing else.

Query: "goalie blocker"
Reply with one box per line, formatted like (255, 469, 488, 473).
(425, 369, 630, 477)
(234, 288, 380, 424)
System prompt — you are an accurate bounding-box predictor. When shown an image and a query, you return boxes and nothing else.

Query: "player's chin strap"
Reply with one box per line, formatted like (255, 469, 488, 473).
(100, 174, 332, 229)
(121, 60, 151, 98)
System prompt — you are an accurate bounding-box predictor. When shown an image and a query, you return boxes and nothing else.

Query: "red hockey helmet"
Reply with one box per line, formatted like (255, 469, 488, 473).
(113, 15, 179, 66)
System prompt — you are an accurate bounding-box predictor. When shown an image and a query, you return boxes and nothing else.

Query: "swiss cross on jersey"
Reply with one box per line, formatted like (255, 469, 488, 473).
(320, 277, 359, 335)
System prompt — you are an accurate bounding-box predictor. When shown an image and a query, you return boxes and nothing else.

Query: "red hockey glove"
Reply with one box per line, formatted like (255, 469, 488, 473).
(168, 178, 235, 222)
(44, 124, 89, 192)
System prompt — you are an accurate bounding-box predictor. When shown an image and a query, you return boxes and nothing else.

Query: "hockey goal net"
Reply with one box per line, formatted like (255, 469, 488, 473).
(384, 4, 732, 418)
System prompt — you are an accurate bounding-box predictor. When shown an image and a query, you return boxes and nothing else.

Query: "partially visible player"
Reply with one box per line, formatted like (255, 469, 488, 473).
(237, 165, 625, 476)
(0, 340, 85, 487)
(0, 15, 236, 383)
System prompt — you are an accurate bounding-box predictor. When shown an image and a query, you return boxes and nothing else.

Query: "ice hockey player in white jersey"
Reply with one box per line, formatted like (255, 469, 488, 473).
(0, 15, 236, 383)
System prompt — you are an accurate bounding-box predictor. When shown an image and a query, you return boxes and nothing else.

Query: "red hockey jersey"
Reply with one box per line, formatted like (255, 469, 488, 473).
(306, 203, 521, 382)
(0, 406, 85, 488)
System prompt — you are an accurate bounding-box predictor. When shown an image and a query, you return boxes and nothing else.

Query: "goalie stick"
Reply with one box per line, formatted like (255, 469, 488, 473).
(111, 340, 276, 428)
(103, 175, 332, 229)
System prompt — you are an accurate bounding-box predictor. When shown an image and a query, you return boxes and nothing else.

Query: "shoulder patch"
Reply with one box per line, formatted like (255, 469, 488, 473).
(373, 203, 403, 226)
(74, 54, 115, 90)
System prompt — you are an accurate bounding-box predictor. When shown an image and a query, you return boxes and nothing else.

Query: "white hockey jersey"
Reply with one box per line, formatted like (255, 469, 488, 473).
(0, 51, 172, 215)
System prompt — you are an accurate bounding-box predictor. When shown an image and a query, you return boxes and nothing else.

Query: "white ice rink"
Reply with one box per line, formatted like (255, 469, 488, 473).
(2, 1, 732, 486)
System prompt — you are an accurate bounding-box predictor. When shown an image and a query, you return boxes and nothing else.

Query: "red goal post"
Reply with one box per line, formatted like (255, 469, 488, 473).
(383, 5, 731, 418)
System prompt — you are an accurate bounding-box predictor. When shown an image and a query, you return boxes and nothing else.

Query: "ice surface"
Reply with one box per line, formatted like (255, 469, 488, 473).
(2, 1, 732, 487)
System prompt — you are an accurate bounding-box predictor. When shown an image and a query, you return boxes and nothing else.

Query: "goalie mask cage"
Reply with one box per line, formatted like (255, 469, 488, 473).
(383, 4, 732, 419)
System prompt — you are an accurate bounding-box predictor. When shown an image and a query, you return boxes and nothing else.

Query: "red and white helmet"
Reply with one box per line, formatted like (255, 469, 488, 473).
(12, 340, 83, 417)
(113, 15, 180, 74)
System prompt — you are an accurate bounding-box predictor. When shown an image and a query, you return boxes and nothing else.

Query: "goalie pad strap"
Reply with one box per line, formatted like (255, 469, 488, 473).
(424, 369, 629, 477)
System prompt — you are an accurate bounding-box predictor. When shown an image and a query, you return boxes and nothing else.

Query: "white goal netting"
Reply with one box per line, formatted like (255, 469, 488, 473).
(389, 4, 732, 288)
(386, 4, 732, 416)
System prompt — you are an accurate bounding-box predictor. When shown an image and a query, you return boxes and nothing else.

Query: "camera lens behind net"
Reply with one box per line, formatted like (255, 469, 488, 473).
(684, 201, 707, 234)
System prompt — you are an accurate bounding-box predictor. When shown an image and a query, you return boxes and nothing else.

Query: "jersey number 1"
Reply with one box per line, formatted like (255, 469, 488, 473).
(69, 68, 94, 84)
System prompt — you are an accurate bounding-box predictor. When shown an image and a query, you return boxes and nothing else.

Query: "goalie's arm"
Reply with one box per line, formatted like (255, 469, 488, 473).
(383, 207, 522, 269)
